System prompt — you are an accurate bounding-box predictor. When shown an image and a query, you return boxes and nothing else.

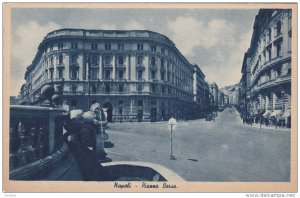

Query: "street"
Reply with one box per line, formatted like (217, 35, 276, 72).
(104, 108, 291, 182)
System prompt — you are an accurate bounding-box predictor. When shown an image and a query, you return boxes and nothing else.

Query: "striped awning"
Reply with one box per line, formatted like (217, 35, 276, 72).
(282, 109, 291, 117)
(262, 110, 271, 117)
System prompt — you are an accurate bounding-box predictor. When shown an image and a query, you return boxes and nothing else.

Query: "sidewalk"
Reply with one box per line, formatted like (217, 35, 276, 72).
(243, 123, 291, 132)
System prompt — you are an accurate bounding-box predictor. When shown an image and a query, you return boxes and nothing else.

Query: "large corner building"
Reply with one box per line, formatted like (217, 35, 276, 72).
(18, 29, 196, 122)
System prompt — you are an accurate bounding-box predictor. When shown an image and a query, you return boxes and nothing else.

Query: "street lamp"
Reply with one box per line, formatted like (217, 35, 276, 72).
(168, 117, 177, 160)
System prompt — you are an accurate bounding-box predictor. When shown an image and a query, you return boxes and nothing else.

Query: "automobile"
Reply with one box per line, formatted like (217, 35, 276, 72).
(205, 113, 215, 121)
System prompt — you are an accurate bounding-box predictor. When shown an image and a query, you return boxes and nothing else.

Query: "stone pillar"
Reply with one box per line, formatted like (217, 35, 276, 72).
(78, 53, 83, 80)
(48, 116, 56, 153)
(99, 55, 102, 79)
(112, 55, 115, 80)
(126, 55, 130, 80)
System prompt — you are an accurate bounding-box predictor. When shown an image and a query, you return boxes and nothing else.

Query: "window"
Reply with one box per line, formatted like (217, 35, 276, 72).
(58, 43, 63, 50)
(137, 56, 143, 65)
(50, 57, 54, 66)
(71, 42, 78, 49)
(267, 48, 272, 61)
(151, 45, 156, 52)
(118, 56, 124, 65)
(161, 72, 165, 81)
(137, 84, 143, 93)
(151, 71, 156, 79)
(161, 48, 165, 54)
(118, 44, 124, 50)
(71, 55, 77, 63)
(119, 100, 123, 105)
(50, 45, 53, 51)
(161, 59, 165, 67)
(105, 56, 110, 65)
(58, 54, 63, 64)
(138, 100, 143, 106)
(71, 85, 77, 94)
(105, 44, 111, 50)
(91, 84, 97, 93)
(105, 83, 110, 93)
(118, 70, 124, 79)
(50, 70, 54, 79)
(276, 21, 281, 36)
(151, 57, 156, 65)
(152, 84, 156, 92)
(137, 70, 143, 79)
(92, 55, 98, 65)
(276, 43, 282, 57)
(105, 70, 111, 79)
(119, 84, 124, 92)
(162, 86, 165, 93)
(58, 69, 63, 78)
(91, 43, 98, 50)
(137, 44, 143, 51)
(119, 108, 123, 115)
(91, 69, 98, 80)
(71, 69, 78, 80)
(267, 28, 272, 42)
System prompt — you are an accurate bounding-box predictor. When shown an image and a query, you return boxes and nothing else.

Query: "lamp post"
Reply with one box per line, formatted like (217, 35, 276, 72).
(168, 117, 177, 160)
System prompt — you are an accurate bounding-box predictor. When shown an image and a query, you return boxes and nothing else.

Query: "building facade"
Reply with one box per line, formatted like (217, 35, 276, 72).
(18, 29, 195, 122)
(243, 9, 292, 127)
(192, 64, 210, 110)
(209, 82, 219, 110)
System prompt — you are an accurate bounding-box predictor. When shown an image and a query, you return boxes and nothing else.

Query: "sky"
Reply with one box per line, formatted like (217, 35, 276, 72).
(10, 8, 258, 96)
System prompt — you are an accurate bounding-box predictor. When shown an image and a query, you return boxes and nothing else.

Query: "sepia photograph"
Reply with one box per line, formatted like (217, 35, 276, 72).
(2, 2, 297, 193)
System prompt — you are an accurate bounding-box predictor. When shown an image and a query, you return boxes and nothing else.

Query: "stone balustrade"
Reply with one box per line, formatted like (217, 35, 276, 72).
(9, 105, 69, 180)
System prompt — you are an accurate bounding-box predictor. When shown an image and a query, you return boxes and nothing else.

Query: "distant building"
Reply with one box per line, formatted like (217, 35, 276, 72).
(241, 9, 291, 127)
(193, 64, 210, 111)
(18, 29, 196, 122)
(209, 82, 219, 109)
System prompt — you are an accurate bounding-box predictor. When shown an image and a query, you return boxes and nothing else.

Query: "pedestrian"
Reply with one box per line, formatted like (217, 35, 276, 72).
(260, 116, 263, 127)
(83, 103, 109, 159)
(63, 109, 110, 181)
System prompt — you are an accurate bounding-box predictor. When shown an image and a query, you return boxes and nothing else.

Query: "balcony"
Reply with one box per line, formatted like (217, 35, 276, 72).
(116, 64, 126, 69)
(56, 64, 65, 69)
(149, 64, 158, 70)
(136, 64, 145, 70)
(104, 64, 113, 69)
(251, 74, 291, 95)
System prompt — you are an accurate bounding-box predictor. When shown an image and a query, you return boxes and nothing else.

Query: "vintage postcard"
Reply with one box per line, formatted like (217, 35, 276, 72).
(2, 2, 297, 193)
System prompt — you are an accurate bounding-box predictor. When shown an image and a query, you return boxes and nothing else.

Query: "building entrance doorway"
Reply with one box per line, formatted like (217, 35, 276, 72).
(151, 108, 157, 122)
(137, 110, 143, 122)
(103, 102, 113, 122)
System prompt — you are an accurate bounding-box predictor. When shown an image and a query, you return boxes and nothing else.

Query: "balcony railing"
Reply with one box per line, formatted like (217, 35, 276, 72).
(9, 105, 68, 180)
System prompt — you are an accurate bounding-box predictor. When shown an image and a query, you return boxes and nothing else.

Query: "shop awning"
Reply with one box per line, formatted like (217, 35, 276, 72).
(282, 109, 291, 117)
(270, 110, 283, 117)
(262, 110, 271, 117)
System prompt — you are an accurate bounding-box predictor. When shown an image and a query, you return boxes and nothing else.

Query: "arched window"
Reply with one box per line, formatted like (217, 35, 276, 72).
(151, 57, 156, 65)
(118, 56, 124, 65)
(59, 54, 63, 64)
